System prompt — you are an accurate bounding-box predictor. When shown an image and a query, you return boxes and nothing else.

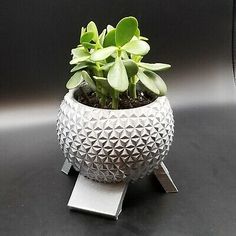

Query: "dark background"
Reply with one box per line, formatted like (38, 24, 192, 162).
(1, 0, 236, 235)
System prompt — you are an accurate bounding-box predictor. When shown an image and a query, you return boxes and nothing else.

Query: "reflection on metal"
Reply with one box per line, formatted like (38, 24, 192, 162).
(67, 162, 177, 219)
(61, 159, 72, 175)
(68, 175, 128, 220)
(154, 162, 178, 193)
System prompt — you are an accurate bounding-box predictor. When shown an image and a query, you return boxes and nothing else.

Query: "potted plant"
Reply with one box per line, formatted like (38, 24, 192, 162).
(57, 17, 176, 217)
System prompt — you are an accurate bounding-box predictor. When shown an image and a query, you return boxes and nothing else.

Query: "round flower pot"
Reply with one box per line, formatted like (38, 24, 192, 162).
(56, 88, 174, 183)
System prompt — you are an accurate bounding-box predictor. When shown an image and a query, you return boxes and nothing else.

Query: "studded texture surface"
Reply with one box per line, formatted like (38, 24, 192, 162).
(56, 90, 174, 183)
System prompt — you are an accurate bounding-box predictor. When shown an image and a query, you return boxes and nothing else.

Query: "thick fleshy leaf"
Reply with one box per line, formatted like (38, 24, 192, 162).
(139, 62, 171, 71)
(139, 36, 149, 41)
(70, 48, 90, 64)
(122, 40, 150, 55)
(103, 29, 116, 47)
(90, 46, 117, 61)
(115, 17, 138, 46)
(82, 42, 95, 49)
(135, 28, 140, 37)
(132, 55, 143, 62)
(99, 29, 106, 46)
(133, 75, 139, 83)
(66, 71, 83, 89)
(70, 62, 90, 72)
(87, 21, 98, 41)
(80, 27, 86, 38)
(80, 32, 94, 43)
(81, 71, 96, 90)
(100, 62, 114, 71)
(123, 59, 138, 77)
(137, 70, 160, 95)
(108, 57, 129, 92)
(93, 76, 107, 81)
(93, 76, 111, 95)
(107, 25, 114, 32)
(121, 51, 129, 59)
(144, 70, 167, 95)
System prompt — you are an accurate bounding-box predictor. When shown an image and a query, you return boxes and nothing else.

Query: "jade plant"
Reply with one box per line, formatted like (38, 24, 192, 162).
(66, 16, 171, 109)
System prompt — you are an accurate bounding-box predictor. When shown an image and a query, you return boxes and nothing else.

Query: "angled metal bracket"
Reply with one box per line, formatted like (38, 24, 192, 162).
(154, 162, 178, 193)
(61, 159, 72, 175)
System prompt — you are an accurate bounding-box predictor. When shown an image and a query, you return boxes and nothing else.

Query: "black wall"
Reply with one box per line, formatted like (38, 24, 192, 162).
(1, 0, 235, 108)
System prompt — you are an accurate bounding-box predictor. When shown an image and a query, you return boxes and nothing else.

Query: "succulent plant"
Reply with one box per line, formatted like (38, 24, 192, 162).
(66, 16, 171, 109)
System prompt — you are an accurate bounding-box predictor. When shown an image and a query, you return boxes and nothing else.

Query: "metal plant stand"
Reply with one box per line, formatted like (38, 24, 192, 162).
(62, 160, 178, 220)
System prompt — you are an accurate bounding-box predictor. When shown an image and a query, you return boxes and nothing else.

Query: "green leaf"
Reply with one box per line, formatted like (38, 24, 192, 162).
(135, 28, 140, 37)
(80, 31, 94, 43)
(133, 75, 139, 83)
(115, 16, 138, 46)
(122, 40, 150, 55)
(99, 29, 106, 46)
(70, 48, 90, 64)
(107, 25, 114, 32)
(93, 76, 107, 81)
(90, 46, 117, 61)
(139, 62, 171, 71)
(132, 55, 143, 62)
(121, 51, 129, 59)
(87, 21, 98, 41)
(93, 76, 111, 96)
(139, 36, 149, 41)
(137, 70, 160, 95)
(103, 29, 116, 47)
(82, 42, 96, 49)
(81, 70, 96, 90)
(100, 62, 114, 71)
(70, 62, 90, 72)
(108, 57, 129, 92)
(66, 71, 83, 89)
(80, 27, 86, 38)
(143, 70, 167, 95)
(123, 59, 138, 77)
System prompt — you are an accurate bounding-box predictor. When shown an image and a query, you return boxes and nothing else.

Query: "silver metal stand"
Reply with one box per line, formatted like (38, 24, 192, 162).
(68, 175, 128, 219)
(61, 159, 72, 175)
(61, 160, 178, 219)
(154, 162, 178, 193)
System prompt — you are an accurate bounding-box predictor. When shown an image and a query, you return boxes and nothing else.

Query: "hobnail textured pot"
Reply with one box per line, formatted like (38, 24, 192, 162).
(56, 89, 174, 183)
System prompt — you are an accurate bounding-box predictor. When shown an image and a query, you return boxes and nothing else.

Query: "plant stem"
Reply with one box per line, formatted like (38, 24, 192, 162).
(129, 83, 137, 99)
(100, 96, 106, 108)
(100, 87, 106, 108)
(111, 89, 119, 109)
(117, 48, 122, 57)
(93, 65, 107, 107)
(129, 76, 137, 99)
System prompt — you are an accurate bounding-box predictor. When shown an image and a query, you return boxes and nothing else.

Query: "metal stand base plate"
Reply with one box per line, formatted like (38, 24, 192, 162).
(61, 160, 178, 219)
(68, 175, 128, 219)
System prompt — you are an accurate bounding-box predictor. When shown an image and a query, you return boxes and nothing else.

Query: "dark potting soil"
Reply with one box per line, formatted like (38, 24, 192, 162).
(75, 87, 157, 109)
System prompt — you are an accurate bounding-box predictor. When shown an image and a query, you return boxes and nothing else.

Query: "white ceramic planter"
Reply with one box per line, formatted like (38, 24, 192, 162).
(57, 88, 174, 183)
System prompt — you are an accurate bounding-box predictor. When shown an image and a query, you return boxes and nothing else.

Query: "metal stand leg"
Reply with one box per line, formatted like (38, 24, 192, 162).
(61, 159, 72, 175)
(67, 175, 128, 220)
(154, 162, 178, 193)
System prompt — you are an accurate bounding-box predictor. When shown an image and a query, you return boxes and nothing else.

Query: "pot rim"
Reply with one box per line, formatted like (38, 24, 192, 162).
(65, 88, 168, 112)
